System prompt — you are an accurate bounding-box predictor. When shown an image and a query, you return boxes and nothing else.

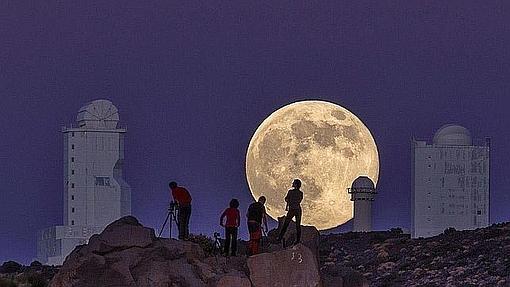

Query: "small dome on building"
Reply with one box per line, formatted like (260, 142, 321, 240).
(77, 99, 119, 129)
(433, 124, 472, 146)
(351, 176, 375, 190)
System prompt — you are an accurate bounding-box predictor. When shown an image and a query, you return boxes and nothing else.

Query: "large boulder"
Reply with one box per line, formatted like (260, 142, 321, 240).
(215, 271, 251, 287)
(248, 243, 321, 287)
(49, 216, 234, 287)
(86, 216, 155, 254)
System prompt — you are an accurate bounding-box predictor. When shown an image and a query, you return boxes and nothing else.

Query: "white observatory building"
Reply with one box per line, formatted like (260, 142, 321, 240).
(412, 124, 490, 238)
(37, 100, 131, 265)
(348, 176, 377, 232)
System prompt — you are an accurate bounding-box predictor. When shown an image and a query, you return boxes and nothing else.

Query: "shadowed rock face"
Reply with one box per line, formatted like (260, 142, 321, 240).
(266, 215, 321, 258)
(248, 243, 321, 287)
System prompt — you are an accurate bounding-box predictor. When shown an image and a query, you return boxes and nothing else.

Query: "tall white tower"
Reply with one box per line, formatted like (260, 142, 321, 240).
(37, 100, 131, 265)
(411, 124, 490, 238)
(348, 176, 377, 232)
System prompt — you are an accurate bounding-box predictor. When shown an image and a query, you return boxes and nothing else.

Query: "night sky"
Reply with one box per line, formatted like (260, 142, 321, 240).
(1, 1, 508, 264)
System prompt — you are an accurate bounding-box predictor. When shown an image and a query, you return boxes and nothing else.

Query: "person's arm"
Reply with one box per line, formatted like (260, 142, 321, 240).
(171, 189, 177, 203)
(220, 210, 226, 226)
(285, 191, 290, 211)
(262, 208, 268, 231)
(236, 210, 240, 227)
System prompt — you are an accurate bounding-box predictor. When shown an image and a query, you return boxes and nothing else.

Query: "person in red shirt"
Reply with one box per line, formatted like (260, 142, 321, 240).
(220, 198, 240, 256)
(169, 181, 192, 240)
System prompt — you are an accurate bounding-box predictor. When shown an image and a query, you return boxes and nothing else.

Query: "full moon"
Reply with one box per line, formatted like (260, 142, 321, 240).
(245, 100, 379, 230)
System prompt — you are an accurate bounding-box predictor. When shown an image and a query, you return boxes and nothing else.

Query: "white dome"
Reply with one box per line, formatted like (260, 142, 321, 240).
(351, 176, 375, 190)
(77, 100, 119, 129)
(433, 124, 472, 146)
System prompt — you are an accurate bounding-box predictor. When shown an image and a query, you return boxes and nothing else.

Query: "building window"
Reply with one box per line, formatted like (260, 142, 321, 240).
(95, 177, 111, 186)
(71, 220, 75, 225)
(71, 170, 75, 175)
(71, 144, 75, 150)
(71, 157, 74, 162)
(71, 132, 75, 137)
(72, 208, 75, 213)
(71, 195, 75, 200)
(71, 183, 75, 188)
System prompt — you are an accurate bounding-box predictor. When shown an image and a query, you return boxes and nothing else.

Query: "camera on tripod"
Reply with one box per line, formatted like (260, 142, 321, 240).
(168, 201, 179, 212)
(158, 201, 179, 238)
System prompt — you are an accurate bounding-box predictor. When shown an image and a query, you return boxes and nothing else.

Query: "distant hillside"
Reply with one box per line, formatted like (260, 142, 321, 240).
(0, 261, 58, 287)
(320, 223, 510, 286)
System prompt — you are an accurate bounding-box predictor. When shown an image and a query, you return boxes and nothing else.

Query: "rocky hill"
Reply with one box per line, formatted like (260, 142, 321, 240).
(0, 261, 58, 287)
(320, 223, 510, 286)
(49, 216, 322, 287)
(3, 219, 510, 286)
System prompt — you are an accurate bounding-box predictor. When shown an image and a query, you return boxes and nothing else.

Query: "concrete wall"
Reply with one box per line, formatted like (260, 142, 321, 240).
(412, 141, 489, 238)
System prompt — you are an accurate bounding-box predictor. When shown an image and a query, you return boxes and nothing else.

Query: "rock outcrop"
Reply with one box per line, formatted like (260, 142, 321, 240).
(248, 243, 321, 287)
(267, 215, 320, 257)
(49, 216, 245, 287)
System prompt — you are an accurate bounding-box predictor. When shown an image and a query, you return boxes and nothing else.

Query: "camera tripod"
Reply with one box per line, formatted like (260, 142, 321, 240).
(212, 232, 222, 255)
(158, 202, 179, 238)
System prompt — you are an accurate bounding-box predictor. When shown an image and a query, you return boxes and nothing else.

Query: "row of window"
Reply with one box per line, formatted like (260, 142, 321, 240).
(70, 138, 75, 227)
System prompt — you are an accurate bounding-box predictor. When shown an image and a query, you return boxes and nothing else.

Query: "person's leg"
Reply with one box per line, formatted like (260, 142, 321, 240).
(247, 221, 256, 256)
(277, 211, 294, 241)
(253, 238, 260, 255)
(224, 227, 231, 255)
(295, 208, 302, 244)
(231, 227, 238, 256)
(184, 205, 191, 239)
(177, 207, 185, 239)
(248, 221, 262, 255)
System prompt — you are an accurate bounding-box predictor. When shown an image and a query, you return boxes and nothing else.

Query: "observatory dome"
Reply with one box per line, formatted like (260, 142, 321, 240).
(433, 124, 472, 146)
(77, 99, 119, 129)
(351, 176, 375, 190)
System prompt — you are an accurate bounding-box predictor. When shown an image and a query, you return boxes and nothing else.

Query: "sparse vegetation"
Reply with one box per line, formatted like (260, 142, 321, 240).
(187, 234, 217, 256)
(0, 278, 17, 287)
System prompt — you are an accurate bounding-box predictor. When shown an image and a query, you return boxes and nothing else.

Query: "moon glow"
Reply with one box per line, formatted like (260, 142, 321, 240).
(246, 101, 379, 230)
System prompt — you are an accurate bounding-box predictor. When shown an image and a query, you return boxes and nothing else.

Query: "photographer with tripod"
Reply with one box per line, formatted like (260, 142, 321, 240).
(169, 181, 192, 240)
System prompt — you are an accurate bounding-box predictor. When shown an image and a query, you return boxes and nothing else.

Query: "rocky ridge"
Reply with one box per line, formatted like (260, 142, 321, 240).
(320, 223, 510, 286)
(49, 216, 321, 287)
(4, 218, 510, 286)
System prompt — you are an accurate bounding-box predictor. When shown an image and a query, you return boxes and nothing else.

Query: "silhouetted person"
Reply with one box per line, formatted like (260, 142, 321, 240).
(277, 179, 304, 245)
(220, 198, 240, 256)
(246, 196, 268, 255)
(169, 181, 192, 240)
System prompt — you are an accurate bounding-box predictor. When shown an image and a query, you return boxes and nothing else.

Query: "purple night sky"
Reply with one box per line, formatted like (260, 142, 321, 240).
(0, 2, 508, 263)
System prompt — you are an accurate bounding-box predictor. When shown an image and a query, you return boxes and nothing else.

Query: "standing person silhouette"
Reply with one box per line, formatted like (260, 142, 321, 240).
(169, 181, 192, 240)
(246, 196, 268, 256)
(277, 179, 304, 245)
(220, 198, 240, 256)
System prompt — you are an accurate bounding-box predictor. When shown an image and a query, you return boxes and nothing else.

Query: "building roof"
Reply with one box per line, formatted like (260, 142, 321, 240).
(351, 176, 375, 190)
(433, 124, 472, 146)
(77, 100, 119, 129)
